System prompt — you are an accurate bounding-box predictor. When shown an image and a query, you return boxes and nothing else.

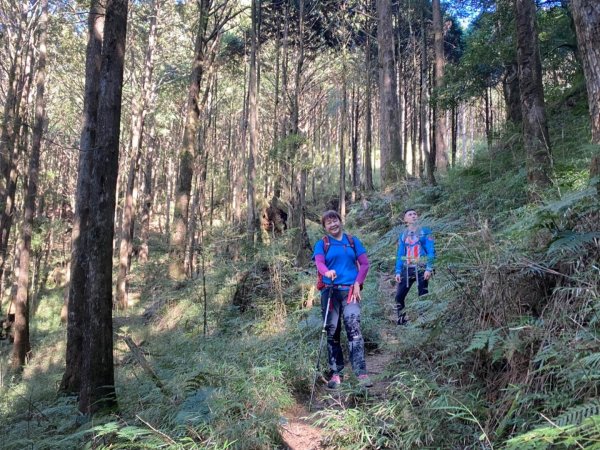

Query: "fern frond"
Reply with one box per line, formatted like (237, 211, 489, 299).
(553, 402, 600, 427)
(547, 231, 600, 260)
(464, 328, 502, 353)
(579, 352, 600, 370)
(542, 187, 596, 214)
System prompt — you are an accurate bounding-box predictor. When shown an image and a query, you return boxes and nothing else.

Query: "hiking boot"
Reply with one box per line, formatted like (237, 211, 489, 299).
(397, 313, 409, 326)
(327, 374, 341, 389)
(358, 374, 373, 388)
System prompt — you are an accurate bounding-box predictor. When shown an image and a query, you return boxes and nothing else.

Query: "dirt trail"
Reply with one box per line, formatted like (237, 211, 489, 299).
(280, 275, 398, 449)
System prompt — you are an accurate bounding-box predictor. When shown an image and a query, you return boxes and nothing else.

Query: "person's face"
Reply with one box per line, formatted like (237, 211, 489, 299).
(404, 210, 418, 225)
(324, 216, 342, 236)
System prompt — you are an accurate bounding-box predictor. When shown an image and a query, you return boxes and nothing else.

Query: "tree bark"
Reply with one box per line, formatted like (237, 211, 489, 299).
(502, 62, 522, 124)
(364, 32, 374, 190)
(246, 0, 259, 240)
(139, 125, 156, 264)
(377, 0, 403, 185)
(432, 0, 448, 172)
(171, 0, 210, 279)
(515, 0, 553, 193)
(351, 83, 360, 199)
(116, 0, 159, 308)
(60, 0, 105, 395)
(78, 0, 128, 414)
(570, 0, 600, 188)
(339, 60, 347, 219)
(420, 0, 436, 185)
(12, 0, 48, 370)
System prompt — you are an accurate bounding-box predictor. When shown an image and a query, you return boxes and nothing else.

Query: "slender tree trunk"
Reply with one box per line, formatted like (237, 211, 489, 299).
(12, 0, 48, 370)
(339, 59, 347, 219)
(377, 0, 403, 185)
(0, 0, 27, 195)
(571, 0, 600, 188)
(171, 0, 210, 279)
(515, 0, 553, 194)
(246, 0, 259, 240)
(289, 0, 311, 263)
(351, 83, 360, 200)
(451, 104, 458, 167)
(60, 0, 105, 395)
(116, 0, 159, 307)
(432, 0, 448, 172)
(139, 125, 155, 264)
(364, 31, 374, 190)
(420, 1, 436, 185)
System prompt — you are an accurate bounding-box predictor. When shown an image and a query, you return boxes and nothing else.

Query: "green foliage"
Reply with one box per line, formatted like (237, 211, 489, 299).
(316, 372, 481, 449)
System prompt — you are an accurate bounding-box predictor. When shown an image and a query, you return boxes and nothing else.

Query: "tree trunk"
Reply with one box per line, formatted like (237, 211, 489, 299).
(515, 0, 553, 194)
(351, 83, 360, 200)
(78, 0, 128, 414)
(171, 0, 210, 279)
(339, 60, 347, 219)
(139, 125, 155, 264)
(420, 0, 436, 185)
(12, 0, 48, 370)
(60, 0, 105, 395)
(377, 0, 403, 185)
(502, 62, 522, 124)
(0, 0, 28, 196)
(116, 0, 159, 307)
(432, 0, 448, 172)
(364, 32, 374, 190)
(451, 104, 458, 167)
(246, 0, 259, 240)
(570, 0, 600, 188)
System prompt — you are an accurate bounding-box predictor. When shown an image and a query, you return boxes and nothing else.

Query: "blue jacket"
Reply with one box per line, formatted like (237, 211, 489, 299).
(395, 227, 435, 274)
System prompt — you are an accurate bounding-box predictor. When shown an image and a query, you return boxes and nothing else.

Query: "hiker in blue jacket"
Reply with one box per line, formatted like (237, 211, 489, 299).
(394, 208, 436, 325)
(313, 210, 372, 389)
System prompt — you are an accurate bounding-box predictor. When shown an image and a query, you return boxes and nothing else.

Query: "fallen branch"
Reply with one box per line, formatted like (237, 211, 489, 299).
(121, 335, 171, 397)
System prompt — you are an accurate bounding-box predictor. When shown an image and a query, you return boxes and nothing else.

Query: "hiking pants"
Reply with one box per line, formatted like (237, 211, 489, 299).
(320, 287, 367, 377)
(395, 267, 428, 319)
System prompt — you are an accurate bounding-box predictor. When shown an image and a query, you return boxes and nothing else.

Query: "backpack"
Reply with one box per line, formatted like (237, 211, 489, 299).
(399, 228, 428, 266)
(316, 234, 362, 291)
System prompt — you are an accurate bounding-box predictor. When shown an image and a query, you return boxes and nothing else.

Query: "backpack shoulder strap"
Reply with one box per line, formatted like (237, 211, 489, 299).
(345, 233, 355, 248)
(344, 233, 359, 258)
(322, 235, 330, 254)
(400, 229, 407, 243)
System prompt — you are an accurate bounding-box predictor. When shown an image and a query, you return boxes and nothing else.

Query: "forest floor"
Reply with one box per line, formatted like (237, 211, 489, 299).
(279, 274, 399, 449)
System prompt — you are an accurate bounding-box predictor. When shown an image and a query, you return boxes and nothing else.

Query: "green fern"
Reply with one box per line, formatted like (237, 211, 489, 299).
(542, 187, 595, 214)
(579, 352, 600, 370)
(553, 402, 600, 427)
(464, 328, 502, 353)
(547, 231, 600, 260)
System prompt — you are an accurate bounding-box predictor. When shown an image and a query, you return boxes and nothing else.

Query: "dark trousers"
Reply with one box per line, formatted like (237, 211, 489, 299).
(395, 267, 429, 319)
(321, 288, 366, 376)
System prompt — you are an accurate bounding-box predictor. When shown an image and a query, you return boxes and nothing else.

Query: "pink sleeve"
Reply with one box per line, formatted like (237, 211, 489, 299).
(355, 253, 370, 284)
(315, 254, 329, 276)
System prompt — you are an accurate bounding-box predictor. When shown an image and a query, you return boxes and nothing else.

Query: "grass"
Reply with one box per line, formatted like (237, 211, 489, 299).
(1, 91, 599, 449)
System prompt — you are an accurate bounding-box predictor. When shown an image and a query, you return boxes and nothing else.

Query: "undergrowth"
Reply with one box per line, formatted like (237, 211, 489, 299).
(1, 96, 598, 449)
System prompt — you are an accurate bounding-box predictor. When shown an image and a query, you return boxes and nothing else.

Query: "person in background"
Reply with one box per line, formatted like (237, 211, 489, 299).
(394, 208, 436, 325)
(313, 210, 373, 389)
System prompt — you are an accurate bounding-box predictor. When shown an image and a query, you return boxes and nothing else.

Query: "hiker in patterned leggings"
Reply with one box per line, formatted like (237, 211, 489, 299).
(394, 208, 436, 325)
(313, 210, 373, 389)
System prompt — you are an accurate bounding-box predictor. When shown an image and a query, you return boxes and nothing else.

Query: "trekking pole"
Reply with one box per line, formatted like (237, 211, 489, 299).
(308, 285, 335, 412)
